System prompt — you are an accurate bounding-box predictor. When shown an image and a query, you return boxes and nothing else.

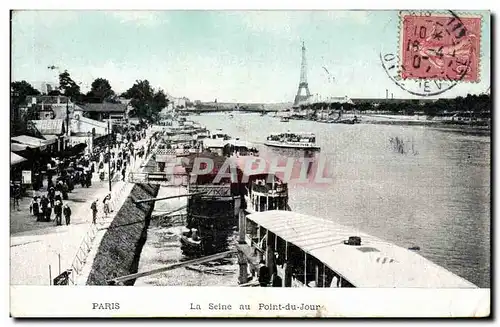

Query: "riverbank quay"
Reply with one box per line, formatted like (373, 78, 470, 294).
(10, 128, 155, 285)
(74, 129, 161, 285)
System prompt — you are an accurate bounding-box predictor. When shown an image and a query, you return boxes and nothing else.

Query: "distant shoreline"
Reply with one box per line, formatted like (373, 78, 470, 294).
(360, 114, 491, 130)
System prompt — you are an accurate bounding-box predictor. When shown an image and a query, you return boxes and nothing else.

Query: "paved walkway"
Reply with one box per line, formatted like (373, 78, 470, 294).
(75, 130, 161, 285)
(10, 129, 155, 285)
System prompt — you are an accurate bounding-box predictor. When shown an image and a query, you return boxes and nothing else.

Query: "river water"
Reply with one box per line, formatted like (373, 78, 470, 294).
(137, 113, 490, 288)
(192, 113, 491, 288)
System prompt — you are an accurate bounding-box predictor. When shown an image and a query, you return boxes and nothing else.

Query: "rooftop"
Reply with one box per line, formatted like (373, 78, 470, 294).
(224, 139, 255, 148)
(25, 95, 70, 105)
(246, 210, 477, 288)
(80, 103, 128, 112)
(270, 132, 315, 136)
(202, 139, 226, 148)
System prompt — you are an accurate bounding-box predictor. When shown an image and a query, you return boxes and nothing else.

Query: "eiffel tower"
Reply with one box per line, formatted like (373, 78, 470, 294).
(294, 42, 311, 106)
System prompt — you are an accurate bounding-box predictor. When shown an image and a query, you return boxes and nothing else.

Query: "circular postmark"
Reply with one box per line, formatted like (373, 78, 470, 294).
(380, 10, 480, 97)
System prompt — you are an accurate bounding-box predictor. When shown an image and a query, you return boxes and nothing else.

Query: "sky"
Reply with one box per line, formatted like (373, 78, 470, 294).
(11, 10, 491, 103)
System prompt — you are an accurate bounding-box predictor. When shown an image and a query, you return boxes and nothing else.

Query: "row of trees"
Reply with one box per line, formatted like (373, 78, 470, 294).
(297, 94, 491, 118)
(11, 70, 169, 124)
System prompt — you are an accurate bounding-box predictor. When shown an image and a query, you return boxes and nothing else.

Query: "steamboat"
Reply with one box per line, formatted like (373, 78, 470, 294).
(264, 132, 320, 150)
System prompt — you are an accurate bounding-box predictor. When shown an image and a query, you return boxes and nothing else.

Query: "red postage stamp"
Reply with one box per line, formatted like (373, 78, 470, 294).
(400, 13, 481, 82)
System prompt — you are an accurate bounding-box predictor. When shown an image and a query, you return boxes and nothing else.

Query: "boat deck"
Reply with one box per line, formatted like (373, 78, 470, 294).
(246, 211, 477, 288)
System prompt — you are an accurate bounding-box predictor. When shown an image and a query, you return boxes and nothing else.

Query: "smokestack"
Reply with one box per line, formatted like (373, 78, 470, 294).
(391, 93, 394, 99)
(386, 89, 388, 99)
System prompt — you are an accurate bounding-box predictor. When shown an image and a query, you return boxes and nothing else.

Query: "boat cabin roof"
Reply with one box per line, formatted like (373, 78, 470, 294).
(246, 211, 477, 288)
(203, 139, 226, 149)
(224, 139, 255, 149)
(269, 132, 315, 137)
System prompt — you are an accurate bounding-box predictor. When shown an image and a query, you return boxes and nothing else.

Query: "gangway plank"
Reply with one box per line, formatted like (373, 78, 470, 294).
(238, 280, 260, 287)
(134, 191, 206, 204)
(108, 249, 237, 285)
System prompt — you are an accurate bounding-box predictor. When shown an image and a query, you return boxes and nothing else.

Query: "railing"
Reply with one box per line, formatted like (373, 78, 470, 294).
(189, 184, 232, 197)
(68, 222, 98, 285)
(156, 148, 176, 155)
(252, 183, 288, 195)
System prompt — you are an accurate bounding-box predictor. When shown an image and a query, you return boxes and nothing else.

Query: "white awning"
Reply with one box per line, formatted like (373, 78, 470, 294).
(11, 135, 47, 148)
(11, 143, 28, 152)
(11, 152, 27, 166)
(42, 135, 58, 145)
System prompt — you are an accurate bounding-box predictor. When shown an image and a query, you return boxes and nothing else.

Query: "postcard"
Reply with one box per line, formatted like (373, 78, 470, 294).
(9, 9, 490, 318)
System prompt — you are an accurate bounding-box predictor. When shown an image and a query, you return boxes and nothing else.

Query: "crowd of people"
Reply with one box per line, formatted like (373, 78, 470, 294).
(17, 124, 154, 227)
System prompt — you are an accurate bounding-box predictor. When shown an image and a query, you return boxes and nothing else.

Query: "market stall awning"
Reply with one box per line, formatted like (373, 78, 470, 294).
(11, 152, 27, 166)
(42, 134, 58, 145)
(11, 135, 48, 148)
(11, 143, 29, 152)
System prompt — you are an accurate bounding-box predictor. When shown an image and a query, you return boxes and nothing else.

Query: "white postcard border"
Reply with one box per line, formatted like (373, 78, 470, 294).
(4, 0, 496, 322)
(10, 286, 490, 318)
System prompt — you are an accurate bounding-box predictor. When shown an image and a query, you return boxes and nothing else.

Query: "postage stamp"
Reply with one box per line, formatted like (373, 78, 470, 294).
(399, 12, 481, 82)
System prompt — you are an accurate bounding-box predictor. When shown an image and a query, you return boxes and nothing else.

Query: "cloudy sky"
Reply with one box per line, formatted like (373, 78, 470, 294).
(12, 10, 490, 102)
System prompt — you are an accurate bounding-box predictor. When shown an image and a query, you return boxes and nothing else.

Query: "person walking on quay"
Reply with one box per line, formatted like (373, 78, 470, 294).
(40, 195, 49, 222)
(85, 170, 92, 188)
(80, 172, 86, 188)
(103, 196, 110, 217)
(54, 200, 63, 226)
(91, 199, 98, 224)
(13, 184, 21, 210)
(258, 260, 271, 287)
(54, 189, 62, 203)
(121, 166, 126, 181)
(45, 201, 52, 222)
(63, 203, 71, 225)
(62, 181, 69, 200)
(99, 166, 105, 181)
(48, 187, 55, 207)
(67, 174, 74, 192)
(29, 196, 39, 218)
(47, 174, 54, 191)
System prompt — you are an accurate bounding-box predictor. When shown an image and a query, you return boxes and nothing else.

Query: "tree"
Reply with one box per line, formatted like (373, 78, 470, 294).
(88, 78, 115, 102)
(58, 70, 80, 99)
(48, 90, 61, 96)
(11, 81, 40, 108)
(11, 81, 41, 136)
(123, 80, 169, 121)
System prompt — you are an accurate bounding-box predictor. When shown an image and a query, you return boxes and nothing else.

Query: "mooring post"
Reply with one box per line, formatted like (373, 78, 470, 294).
(238, 209, 246, 244)
(237, 251, 249, 285)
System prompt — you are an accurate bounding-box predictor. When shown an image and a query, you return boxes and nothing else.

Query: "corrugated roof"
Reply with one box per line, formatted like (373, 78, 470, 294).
(11, 152, 27, 166)
(30, 119, 64, 135)
(247, 211, 477, 288)
(80, 103, 128, 112)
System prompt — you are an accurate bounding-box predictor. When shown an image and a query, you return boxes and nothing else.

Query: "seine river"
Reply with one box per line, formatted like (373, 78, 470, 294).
(137, 113, 490, 288)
